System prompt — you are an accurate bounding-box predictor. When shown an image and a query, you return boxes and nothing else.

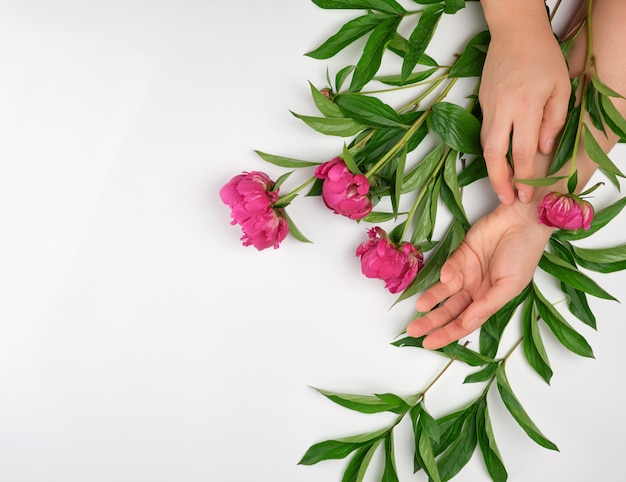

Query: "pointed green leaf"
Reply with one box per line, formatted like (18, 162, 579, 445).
(429, 102, 482, 155)
(418, 430, 441, 482)
(401, 5, 443, 81)
(313, 387, 407, 414)
(381, 434, 400, 482)
(599, 94, 626, 138)
(310, 0, 407, 13)
(309, 81, 343, 118)
(533, 283, 595, 358)
(548, 105, 581, 175)
(375, 67, 438, 86)
(350, 16, 402, 91)
(592, 73, 625, 99)
(335, 93, 408, 128)
(476, 401, 508, 482)
(291, 111, 365, 137)
(342, 441, 381, 482)
(583, 124, 625, 177)
(284, 211, 313, 243)
(254, 150, 320, 168)
(538, 251, 617, 300)
(463, 362, 498, 384)
(522, 295, 553, 384)
(448, 30, 490, 78)
(496, 364, 559, 451)
(306, 13, 393, 60)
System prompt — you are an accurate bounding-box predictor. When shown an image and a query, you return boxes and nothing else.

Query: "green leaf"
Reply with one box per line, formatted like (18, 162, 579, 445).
(429, 102, 482, 155)
(553, 196, 626, 241)
(496, 364, 559, 451)
(442, 343, 496, 367)
(342, 441, 381, 482)
(599, 94, 626, 138)
(254, 150, 320, 168)
(572, 243, 626, 264)
(401, 143, 445, 193)
(591, 73, 625, 99)
(309, 82, 343, 118)
(313, 387, 407, 414)
(435, 404, 479, 482)
(532, 283, 595, 358)
(381, 434, 400, 482)
(306, 13, 393, 60)
(463, 363, 498, 384)
(401, 5, 443, 82)
(418, 430, 441, 482)
(584, 82, 607, 134)
(457, 155, 487, 187)
(299, 427, 390, 465)
(443, 0, 465, 14)
(336, 65, 356, 92)
(442, 148, 470, 228)
(583, 124, 625, 177)
(479, 285, 530, 358)
(362, 211, 398, 223)
(284, 211, 313, 243)
(521, 294, 553, 385)
(375, 67, 438, 86)
(396, 219, 465, 302)
(419, 402, 441, 443)
(514, 175, 567, 186)
(391, 146, 407, 216)
(538, 251, 617, 300)
(548, 105, 581, 175)
(291, 111, 365, 137)
(350, 16, 402, 91)
(335, 93, 408, 128)
(476, 401, 508, 482)
(448, 31, 490, 78)
(310, 0, 407, 13)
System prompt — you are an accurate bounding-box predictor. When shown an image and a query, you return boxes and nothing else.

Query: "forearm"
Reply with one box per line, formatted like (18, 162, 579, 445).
(480, 0, 552, 38)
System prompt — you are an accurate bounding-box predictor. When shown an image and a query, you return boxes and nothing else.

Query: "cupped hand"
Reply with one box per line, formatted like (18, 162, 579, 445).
(406, 201, 554, 349)
(479, 15, 571, 205)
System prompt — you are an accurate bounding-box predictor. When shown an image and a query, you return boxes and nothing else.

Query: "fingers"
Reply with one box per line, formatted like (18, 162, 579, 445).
(407, 291, 472, 339)
(538, 92, 569, 156)
(412, 281, 522, 350)
(415, 250, 466, 312)
(481, 113, 515, 205)
(511, 106, 543, 203)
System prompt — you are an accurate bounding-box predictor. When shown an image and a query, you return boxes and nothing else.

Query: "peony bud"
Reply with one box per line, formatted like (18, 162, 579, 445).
(537, 192, 594, 231)
(220, 171, 289, 250)
(314, 157, 373, 220)
(356, 227, 424, 294)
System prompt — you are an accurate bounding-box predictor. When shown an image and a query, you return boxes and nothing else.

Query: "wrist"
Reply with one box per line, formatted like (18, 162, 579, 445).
(481, 0, 551, 38)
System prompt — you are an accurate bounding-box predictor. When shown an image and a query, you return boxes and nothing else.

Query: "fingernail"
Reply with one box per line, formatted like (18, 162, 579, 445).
(518, 190, 529, 203)
(545, 138, 554, 153)
(497, 193, 510, 205)
(465, 317, 482, 330)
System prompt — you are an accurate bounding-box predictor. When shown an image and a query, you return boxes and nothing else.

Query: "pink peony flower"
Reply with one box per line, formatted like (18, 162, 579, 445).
(356, 227, 424, 294)
(537, 192, 594, 231)
(220, 171, 289, 250)
(314, 157, 372, 220)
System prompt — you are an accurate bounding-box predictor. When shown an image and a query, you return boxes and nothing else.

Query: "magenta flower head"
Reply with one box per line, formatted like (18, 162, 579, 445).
(356, 227, 424, 294)
(219, 171, 289, 250)
(537, 192, 594, 231)
(314, 157, 373, 220)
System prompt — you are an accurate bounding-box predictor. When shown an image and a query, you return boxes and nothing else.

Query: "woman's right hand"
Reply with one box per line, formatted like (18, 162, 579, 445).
(479, 0, 571, 205)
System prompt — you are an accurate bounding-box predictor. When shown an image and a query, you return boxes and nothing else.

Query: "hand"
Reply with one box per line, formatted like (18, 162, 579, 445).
(406, 201, 554, 349)
(479, 6, 571, 205)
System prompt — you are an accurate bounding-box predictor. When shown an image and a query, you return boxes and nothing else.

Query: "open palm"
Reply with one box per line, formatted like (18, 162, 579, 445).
(406, 202, 554, 349)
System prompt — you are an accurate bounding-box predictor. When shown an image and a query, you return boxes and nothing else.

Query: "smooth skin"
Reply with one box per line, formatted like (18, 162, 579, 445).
(408, 0, 626, 349)
(479, 0, 571, 205)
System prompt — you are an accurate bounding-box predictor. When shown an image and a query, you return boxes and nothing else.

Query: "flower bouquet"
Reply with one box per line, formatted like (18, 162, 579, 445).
(220, 0, 626, 480)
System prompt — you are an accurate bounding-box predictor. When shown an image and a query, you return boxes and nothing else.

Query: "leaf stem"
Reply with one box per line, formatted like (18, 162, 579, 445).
(275, 176, 316, 207)
(364, 76, 458, 179)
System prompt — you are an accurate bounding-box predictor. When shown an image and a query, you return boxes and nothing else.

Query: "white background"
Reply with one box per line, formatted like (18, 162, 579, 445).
(1, 1, 625, 481)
